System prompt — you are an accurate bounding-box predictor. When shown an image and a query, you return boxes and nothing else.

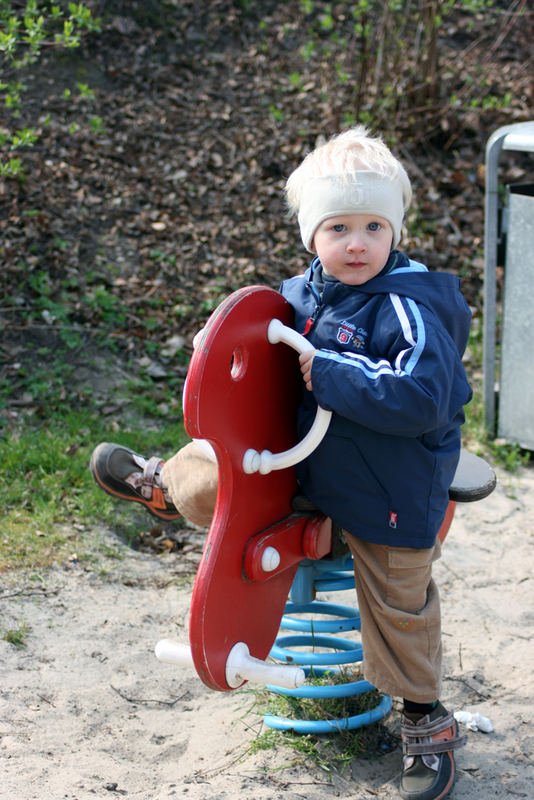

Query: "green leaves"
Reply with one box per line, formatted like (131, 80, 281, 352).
(0, 1, 96, 65)
(0, 1, 100, 176)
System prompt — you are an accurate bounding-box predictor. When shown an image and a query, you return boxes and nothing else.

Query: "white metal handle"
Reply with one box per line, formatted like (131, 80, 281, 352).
(154, 638, 305, 690)
(242, 318, 332, 475)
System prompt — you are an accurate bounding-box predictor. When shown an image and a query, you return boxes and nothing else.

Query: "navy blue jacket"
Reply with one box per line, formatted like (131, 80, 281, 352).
(280, 252, 472, 549)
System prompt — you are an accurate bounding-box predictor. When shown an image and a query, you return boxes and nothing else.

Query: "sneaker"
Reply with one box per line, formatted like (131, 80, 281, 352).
(400, 702, 466, 800)
(90, 442, 180, 521)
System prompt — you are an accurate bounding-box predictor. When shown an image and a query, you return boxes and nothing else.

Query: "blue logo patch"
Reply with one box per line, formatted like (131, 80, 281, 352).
(336, 322, 368, 351)
(336, 322, 354, 345)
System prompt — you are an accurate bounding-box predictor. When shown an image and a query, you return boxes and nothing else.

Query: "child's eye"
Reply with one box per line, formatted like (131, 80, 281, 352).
(332, 223, 346, 232)
(367, 221, 381, 231)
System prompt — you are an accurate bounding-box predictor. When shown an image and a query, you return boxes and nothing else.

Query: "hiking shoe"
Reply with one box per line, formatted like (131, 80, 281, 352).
(90, 442, 180, 521)
(400, 702, 466, 800)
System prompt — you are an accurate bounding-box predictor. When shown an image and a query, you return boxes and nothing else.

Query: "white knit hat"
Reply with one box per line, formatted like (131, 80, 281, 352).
(297, 170, 410, 253)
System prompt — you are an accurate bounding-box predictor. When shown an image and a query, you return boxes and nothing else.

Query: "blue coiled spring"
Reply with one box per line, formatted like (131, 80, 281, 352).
(264, 556, 392, 733)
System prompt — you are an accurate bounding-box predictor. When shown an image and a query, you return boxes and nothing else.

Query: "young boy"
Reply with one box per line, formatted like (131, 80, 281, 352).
(91, 127, 471, 800)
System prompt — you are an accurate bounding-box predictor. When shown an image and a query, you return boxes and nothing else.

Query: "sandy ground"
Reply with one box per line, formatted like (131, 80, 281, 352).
(1, 462, 533, 800)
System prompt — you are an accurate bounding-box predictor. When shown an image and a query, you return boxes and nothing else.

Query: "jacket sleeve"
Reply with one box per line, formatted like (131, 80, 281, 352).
(309, 294, 471, 437)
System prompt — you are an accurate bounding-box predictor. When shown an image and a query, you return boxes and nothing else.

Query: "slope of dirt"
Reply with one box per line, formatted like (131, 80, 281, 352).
(1, 2, 533, 411)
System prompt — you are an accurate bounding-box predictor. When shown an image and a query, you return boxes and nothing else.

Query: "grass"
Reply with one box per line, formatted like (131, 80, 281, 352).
(1, 321, 530, 572)
(0, 406, 189, 571)
(248, 668, 398, 774)
(1, 302, 530, 572)
(2, 621, 31, 648)
(462, 316, 530, 471)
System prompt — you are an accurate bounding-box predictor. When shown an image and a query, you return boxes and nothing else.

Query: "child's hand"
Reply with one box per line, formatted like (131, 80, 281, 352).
(299, 350, 317, 391)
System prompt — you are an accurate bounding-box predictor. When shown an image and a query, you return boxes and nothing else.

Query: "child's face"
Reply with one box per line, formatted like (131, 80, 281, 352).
(312, 213, 393, 285)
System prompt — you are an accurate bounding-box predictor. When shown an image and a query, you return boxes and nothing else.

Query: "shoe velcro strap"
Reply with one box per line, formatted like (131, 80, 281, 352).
(402, 713, 467, 756)
(403, 735, 466, 756)
(140, 457, 163, 499)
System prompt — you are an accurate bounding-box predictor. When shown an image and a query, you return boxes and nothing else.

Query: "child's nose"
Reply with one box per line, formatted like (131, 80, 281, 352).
(346, 232, 366, 252)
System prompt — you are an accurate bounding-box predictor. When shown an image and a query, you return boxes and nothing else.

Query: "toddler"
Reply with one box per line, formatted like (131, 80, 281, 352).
(91, 127, 472, 800)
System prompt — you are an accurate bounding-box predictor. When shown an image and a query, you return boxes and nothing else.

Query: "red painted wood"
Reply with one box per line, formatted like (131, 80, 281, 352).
(183, 286, 321, 691)
(437, 500, 456, 544)
(242, 515, 331, 583)
(181, 285, 461, 691)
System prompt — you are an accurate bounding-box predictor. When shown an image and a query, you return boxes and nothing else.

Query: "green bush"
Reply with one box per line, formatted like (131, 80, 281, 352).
(0, 0, 100, 176)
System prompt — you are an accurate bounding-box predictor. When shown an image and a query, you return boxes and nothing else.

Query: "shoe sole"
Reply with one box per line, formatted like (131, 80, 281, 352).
(400, 753, 455, 800)
(90, 444, 181, 522)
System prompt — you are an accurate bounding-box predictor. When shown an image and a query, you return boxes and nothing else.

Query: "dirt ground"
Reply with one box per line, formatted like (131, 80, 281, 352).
(1, 462, 533, 800)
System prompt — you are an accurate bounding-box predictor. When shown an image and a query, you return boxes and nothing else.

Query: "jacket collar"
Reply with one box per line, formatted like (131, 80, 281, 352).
(309, 249, 409, 290)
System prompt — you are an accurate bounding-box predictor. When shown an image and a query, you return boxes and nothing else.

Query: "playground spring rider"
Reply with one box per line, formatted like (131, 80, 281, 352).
(154, 286, 496, 717)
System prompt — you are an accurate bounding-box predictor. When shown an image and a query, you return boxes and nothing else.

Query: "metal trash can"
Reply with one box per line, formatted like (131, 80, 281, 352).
(498, 184, 534, 448)
(483, 122, 534, 446)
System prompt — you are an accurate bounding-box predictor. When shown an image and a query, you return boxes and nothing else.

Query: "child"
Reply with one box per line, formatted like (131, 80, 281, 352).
(91, 127, 471, 800)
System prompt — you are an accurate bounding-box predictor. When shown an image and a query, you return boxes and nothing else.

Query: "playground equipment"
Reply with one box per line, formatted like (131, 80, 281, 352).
(155, 286, 496, 724)
(155, 285, 333, 691)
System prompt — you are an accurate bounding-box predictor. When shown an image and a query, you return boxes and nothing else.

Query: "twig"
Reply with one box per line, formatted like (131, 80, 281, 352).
(184, 745, 251, 781)
(38, 694, 56, 708)
(109, 685, 187, 707)
(437, 560, 468, 585)
(0, 587, 59, 601)
(268, 775, 335, 789)
(443, 676, 491, 700)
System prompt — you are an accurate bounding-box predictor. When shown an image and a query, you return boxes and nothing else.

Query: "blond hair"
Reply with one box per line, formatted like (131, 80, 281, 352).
(285, 126, 412, 216)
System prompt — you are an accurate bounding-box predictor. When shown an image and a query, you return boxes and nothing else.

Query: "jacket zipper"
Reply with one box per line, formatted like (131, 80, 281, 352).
(302, 281, 323, 336)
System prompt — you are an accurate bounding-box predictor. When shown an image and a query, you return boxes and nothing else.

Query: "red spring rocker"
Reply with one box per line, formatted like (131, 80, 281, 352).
(154, 286, 496, 693)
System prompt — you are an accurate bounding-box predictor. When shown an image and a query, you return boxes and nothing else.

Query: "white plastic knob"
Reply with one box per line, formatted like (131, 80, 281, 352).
(155, 638, 306, 691)
(154, 639, 195, 667)
(261, 546, 281, 572)
(225, 642, 305, 689)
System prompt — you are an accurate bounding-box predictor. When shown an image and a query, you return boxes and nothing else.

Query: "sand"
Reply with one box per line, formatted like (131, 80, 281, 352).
(1, 462, 533, 799)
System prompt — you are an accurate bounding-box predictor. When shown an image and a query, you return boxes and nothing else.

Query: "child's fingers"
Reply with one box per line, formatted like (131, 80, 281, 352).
(299, 350, 316, 391)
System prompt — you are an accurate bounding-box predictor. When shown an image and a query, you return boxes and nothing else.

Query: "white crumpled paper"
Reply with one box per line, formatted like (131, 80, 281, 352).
(454, 710, 494, 733)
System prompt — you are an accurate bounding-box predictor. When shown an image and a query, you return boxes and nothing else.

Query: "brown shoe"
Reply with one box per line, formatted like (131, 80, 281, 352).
(90, 442, 180, 521)
(400, 702, 466, 800)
